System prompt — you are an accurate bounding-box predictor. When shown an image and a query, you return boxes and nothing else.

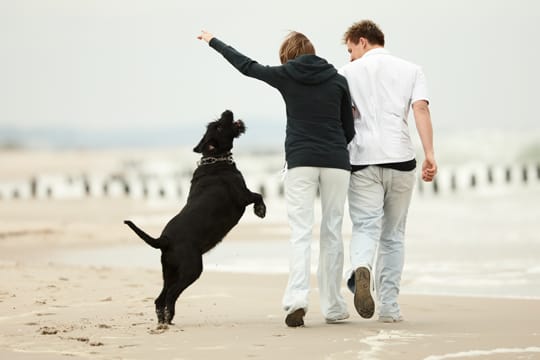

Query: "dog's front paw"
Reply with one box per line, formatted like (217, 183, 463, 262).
(254, 202, 266, 218)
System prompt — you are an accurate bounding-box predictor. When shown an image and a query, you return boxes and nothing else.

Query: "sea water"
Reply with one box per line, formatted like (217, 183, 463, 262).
(49, 186, 540, 299)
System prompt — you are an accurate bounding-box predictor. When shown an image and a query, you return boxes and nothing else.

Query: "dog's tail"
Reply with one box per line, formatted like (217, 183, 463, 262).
(124, 220, 161, 249)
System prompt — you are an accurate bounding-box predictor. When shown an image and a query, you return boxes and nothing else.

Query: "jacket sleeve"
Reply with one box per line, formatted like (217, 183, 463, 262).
(340, 85, 356, 144)
(209, 38, 281, 88)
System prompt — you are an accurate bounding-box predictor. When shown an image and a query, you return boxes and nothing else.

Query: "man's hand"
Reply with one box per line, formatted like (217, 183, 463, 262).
(421, 154, 437, 182)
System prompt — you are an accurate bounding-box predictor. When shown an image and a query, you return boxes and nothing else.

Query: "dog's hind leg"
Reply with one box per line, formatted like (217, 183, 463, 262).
(155, 265, 176, 324)
(163, 248, 203, 325)
(155, 288, 167, 325)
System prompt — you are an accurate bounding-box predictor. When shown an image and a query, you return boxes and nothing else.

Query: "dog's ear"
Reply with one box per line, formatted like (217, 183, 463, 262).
(221, 110, 234, 122)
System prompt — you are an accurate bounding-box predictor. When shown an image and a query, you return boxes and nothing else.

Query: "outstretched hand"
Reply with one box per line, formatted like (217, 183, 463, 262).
(197, 30, 214, 43)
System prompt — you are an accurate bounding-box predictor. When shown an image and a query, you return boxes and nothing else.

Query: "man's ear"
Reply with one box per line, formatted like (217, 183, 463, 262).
(359, 37, 367, 48)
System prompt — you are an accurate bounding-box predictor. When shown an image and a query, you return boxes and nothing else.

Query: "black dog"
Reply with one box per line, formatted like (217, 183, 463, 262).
(124, 110, 266, 326)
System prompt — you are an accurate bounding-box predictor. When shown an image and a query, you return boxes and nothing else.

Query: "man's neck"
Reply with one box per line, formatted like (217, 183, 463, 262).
(366, 44, 383, 52)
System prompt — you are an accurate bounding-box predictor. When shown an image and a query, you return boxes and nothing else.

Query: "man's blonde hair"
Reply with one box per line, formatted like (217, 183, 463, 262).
(279, 31, 316, 64)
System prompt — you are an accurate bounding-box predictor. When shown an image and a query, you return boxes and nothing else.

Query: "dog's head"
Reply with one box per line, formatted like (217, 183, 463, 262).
(193, 110, 246, 156)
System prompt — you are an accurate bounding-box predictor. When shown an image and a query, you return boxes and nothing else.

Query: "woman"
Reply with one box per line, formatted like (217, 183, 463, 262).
(198, 30, 354, 327)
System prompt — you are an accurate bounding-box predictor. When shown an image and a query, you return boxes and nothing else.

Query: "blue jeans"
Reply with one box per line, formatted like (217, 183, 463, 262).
(347, 166, 415, 317)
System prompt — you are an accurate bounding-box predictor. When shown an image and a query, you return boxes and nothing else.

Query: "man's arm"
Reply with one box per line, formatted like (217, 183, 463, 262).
(412, 100, 437, 182)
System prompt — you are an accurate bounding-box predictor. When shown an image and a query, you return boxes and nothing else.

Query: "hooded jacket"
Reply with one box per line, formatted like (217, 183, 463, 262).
(209, 38, 355, 170)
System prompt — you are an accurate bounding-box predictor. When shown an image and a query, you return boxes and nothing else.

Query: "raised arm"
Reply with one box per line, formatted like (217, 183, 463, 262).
(197, 30, 281, 87)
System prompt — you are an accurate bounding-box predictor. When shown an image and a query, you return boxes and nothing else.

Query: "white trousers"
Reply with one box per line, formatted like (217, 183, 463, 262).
(282, 166, 349, 319)
(347, 166, 415, 317)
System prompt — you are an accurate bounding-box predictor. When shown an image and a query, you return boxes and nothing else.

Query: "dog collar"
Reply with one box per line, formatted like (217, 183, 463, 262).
(197, 154, 234, 166)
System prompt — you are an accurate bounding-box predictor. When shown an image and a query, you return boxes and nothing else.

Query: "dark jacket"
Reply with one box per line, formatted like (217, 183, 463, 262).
(209, 38, 355, 170)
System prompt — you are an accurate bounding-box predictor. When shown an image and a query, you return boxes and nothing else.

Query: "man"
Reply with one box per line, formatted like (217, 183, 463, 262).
(339, 20, 437, 323)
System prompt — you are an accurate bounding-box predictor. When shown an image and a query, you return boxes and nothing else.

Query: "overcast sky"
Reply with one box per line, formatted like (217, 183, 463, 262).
(1, 0, 539, 148)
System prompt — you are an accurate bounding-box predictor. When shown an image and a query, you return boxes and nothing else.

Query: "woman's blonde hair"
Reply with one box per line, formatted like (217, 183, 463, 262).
(279, 31, 316, 64)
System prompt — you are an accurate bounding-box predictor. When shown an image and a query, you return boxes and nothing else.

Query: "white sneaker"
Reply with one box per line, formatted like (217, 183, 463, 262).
(325, 313, 350, 324)
(377, 314, 404, 323)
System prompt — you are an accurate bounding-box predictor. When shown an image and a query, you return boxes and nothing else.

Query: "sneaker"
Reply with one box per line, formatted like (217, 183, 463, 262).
(353, 266, 375, 319)
(285, 308, 306, 327)
(378, 314, 404, 323)
(325, 312, 350, 324)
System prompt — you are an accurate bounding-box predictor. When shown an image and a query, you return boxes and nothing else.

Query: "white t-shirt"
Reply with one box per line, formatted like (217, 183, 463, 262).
(339, 48, 429, 165)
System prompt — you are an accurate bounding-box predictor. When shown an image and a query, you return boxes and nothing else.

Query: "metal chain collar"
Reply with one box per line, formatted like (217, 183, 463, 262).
(197, 154, 234, 166)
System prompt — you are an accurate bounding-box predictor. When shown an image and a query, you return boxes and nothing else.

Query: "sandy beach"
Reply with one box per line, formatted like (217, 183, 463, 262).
(1, 150, 540, 359)
(1, 262, 540, 360)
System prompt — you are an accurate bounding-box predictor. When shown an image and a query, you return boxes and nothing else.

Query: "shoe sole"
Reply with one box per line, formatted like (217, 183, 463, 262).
(354, 267, 375, 319)
(285, 308, 305, 327)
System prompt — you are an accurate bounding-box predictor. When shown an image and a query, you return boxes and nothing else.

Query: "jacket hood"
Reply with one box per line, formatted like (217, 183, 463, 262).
(282, 54, 337, 85)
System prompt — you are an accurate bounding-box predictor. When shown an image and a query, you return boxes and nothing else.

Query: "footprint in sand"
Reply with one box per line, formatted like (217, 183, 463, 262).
(36, 312, 56, 316)
(128, 312, 144, 316)
(39, 326, 58, 335)
(64, 336, 104, 347)
(38, 324, 77, 335)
